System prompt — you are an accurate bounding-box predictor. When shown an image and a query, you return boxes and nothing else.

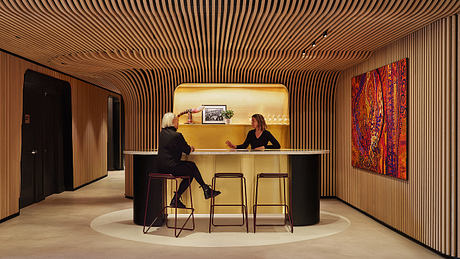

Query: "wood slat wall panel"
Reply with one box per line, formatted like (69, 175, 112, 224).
(71, 78, 111, 188)
(457, 13, 460, 256)
(335, 14, 458, 257)
(0, 50, 117, 220)
(123, 70, 339, 198)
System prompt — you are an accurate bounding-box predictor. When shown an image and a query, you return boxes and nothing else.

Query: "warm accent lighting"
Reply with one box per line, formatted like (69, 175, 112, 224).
(301, 29, 329, 56)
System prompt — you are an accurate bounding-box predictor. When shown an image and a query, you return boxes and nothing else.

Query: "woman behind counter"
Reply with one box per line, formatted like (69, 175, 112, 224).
(226, 114, 281, 150)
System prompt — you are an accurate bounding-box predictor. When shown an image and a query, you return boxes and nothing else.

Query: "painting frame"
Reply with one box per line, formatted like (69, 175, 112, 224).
(351, 58, 408, 180)
(202, 105, 227, 124)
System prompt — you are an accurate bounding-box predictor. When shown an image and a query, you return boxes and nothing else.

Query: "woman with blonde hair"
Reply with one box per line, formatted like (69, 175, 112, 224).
(158, 112, 221, 208)
(226, 114, 280, 150)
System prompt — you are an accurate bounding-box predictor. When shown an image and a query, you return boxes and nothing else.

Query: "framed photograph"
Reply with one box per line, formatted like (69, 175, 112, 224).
(202, 105, 226, 124)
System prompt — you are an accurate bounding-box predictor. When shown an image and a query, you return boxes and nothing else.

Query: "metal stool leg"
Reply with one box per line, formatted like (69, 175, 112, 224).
(253, 175, 259, 233)
(240, 176, 245, 228)
(283, 177, 293, 233)
(244, 177, 249, 233)
(174, 178, 179, 237)
(208, 175, 216, 233)
(283, 177, 287, 224)
(189, 177, 195, 230)
(143, 176, 152, 233)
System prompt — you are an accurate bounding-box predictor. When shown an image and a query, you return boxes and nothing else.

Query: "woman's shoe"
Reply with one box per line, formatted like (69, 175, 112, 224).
(169, 193, 186, 208)
(202, 185, 221, 199)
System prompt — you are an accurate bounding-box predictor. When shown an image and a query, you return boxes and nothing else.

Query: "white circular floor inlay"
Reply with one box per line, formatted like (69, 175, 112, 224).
(90, 209, 350, 247)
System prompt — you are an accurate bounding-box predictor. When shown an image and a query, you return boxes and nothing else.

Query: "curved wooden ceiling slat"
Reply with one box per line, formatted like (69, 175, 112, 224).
(0, 0, 447, 92)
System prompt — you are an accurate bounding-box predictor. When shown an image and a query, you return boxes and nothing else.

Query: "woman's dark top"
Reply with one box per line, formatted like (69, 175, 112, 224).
(236, 129, 281, 149)
(158, 126, 191, 171)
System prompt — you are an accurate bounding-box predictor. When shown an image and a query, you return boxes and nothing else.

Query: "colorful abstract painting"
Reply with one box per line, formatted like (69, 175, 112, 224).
(352, 58, 407, 180)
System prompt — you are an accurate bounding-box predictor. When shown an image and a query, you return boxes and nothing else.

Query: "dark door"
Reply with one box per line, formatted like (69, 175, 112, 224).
(20, 70, 73, 209)
(108, 96, 123, 170)
(20, 84, 44, 207)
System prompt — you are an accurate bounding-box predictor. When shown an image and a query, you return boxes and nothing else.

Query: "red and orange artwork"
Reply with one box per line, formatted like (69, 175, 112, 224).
(351, 58, 407, 180)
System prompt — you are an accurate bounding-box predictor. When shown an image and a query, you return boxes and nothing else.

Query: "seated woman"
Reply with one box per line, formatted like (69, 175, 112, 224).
(226, 114, 281, 150)
(158, 112, 221, 208)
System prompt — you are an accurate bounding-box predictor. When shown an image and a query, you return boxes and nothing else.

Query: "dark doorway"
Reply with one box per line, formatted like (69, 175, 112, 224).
(20, 70, 73, 209)
(107, 96, 123, 170)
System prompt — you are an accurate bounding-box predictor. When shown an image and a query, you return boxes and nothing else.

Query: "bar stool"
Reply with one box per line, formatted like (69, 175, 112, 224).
(209, 173, 248, 233)
(253, 173, 293, 233)
(143, 173, 195, 238)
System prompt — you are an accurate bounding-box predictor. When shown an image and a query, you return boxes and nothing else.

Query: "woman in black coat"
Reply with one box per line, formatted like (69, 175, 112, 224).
(158, 112, 221, 208)
(226, 114, 281, 150)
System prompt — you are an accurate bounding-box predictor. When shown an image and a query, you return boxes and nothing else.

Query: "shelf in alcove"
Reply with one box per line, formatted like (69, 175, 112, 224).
(179, 123, 290, 126)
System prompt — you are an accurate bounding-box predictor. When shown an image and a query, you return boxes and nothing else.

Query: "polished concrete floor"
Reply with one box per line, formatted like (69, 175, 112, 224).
(0, 171, 440, 258)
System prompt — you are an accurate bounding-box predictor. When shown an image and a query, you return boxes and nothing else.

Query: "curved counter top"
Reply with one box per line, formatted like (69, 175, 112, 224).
(124, 149, 329, 155)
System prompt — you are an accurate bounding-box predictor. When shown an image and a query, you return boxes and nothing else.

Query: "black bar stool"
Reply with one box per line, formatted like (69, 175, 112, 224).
(143, 173, 195, 238)
(253, 173, 293, 233)
(209, 173, 248, 233)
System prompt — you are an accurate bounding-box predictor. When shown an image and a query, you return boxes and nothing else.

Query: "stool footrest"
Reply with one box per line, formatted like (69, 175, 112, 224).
(215, 173, 244, 178)
(258, 173, 288, 178)
(213, 204, 248, 207)
(254, 204, 289, 207)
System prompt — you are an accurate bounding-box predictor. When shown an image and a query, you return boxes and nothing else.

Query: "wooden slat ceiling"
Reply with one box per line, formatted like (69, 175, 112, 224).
(0, 0, 458, 93)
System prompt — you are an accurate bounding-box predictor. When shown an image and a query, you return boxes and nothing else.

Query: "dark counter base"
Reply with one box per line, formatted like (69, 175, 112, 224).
(132, 154, 321, 227)
(290, 154, 320, 225)
(133, 155, 165, 226)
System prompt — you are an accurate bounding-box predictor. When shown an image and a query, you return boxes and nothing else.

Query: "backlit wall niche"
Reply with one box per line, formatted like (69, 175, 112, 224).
(173, 83, 290, 149)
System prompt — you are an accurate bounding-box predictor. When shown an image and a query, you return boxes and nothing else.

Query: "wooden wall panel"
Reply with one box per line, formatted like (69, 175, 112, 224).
(0, 50, 116, 220)
(71, 78, 111, 188)
(123, 70, 339, 198)
(335, 15, 458, 257)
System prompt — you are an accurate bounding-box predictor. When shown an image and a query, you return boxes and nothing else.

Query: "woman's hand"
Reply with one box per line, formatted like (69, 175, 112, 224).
(254, 146, 265, 150)
(225, 140, 236, 149)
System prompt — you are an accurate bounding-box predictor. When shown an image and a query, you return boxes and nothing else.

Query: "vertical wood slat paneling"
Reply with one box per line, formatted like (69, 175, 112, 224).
(71, 78, 111, 188)
(123, 70, 340, 198)
(457, 13, 460, 256)
(335, 15, 458, 257)
(0, 50, 117, 220)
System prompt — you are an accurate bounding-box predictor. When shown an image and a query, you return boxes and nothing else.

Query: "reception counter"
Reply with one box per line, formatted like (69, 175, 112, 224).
(124, 149, 329, 227)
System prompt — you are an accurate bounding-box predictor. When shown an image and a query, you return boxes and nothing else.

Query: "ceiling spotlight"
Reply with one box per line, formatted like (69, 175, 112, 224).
(302, 50, 306, 57)
(322, 30, 328, 38)
(311, 41, 316, 47)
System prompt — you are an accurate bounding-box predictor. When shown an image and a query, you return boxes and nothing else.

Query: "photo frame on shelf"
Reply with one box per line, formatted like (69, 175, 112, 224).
(202, 105, 226, 124)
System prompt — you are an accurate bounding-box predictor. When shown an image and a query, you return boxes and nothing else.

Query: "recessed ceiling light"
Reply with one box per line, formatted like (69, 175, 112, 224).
(311, 41, 316, 47)
(322, 30, 328, 38)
